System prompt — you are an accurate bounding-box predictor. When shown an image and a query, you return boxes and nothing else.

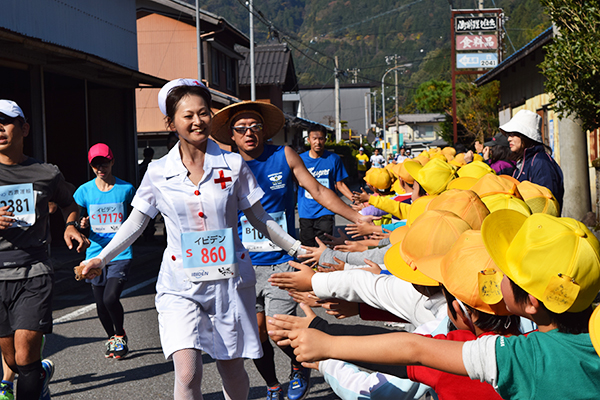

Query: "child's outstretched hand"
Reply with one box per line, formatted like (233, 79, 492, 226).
(319, 257, 345, 272)
(321, 229, 349, 247)
(270, 328, 332, 362)
(334, 240, 368, 253)
(268, 260, 315, 292)
(361, 258, 382, 275)
(289, 291, 322, 307)
(296, 237, 327, 266)
(269, 303, 316, 332)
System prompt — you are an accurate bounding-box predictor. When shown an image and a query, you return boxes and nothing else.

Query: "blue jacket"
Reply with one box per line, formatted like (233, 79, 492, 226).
(513, 145, 564, 209)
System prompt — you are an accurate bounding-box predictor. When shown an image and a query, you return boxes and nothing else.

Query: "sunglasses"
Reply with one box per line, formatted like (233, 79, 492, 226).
(0, 114, 17, 126)
(231, 124, 263, 134)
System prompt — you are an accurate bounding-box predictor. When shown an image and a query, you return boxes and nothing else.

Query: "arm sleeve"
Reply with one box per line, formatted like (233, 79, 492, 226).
(462, 335, 499, 389)
(319, 245, 389, 267)
(91, 208, 150, 268)
(242, 202, 306, 257)
(319, 359, 431, 400)
(311, 270, 442, 326)
(368, 196, 410, 219)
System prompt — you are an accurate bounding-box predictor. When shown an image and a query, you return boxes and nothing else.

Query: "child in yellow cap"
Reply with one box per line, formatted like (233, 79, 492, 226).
(270, 211, 600, 399)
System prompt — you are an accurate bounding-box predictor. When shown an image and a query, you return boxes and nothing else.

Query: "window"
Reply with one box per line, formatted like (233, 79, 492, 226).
(211, 48, 220, 86)
(226, 57, 236, 92)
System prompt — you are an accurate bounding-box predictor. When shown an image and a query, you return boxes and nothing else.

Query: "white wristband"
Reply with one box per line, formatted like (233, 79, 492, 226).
(288, 240, 302, 257)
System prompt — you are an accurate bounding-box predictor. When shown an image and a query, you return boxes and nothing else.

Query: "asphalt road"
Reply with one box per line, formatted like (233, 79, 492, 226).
(41, 241, 380, 400)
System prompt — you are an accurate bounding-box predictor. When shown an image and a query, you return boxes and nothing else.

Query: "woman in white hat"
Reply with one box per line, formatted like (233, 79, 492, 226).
(500, 109, 564, 210)
(76, 79, 305, 400)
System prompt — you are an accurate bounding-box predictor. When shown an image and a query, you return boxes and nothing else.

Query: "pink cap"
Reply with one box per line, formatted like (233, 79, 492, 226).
(88, 143, 113, 164)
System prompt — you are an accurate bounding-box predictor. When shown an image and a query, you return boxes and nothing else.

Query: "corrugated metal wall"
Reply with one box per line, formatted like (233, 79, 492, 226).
(1, 0, 138, 70)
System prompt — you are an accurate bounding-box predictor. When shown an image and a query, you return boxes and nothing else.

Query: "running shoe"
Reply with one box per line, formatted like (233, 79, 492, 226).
(112, 335, 128, 359)
(287, 366, 311, 400)
(105, 337, 115, 358)
(0, 381, 14, 400)
(39, 359, 54, 400)
(266, 385, 283, 400)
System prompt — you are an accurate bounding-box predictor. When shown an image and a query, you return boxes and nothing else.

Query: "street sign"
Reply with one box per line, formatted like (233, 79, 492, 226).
(456, 53, 498, 69)
(456, 34, 497, 50)
(455, 16, 497, 32)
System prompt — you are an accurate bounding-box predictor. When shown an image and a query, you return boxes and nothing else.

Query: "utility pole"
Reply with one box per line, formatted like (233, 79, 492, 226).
(249, 0, 255, 100)
(394, 55, 399, 150)
(364, 92, 370, 146)
(195, 0, 202, 81)
(334, 56, 341, 142)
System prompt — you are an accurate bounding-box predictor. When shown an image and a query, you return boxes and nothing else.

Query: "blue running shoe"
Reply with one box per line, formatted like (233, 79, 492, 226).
(266, 385, 283, 400)
(287, 367, 311, 400)
(39, 359, 54, 400)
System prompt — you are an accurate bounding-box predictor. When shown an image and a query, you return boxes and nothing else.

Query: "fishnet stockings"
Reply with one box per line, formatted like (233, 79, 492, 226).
(172, 349, 249, 400)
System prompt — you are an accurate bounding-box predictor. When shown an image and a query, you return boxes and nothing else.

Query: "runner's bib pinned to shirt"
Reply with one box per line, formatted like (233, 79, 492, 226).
(0, 183, 35, 228)
(181, 227, 239, 282)
(89, 202, 125, 233)
(304, 178, 329, 199)
(240, 211, 288, 252)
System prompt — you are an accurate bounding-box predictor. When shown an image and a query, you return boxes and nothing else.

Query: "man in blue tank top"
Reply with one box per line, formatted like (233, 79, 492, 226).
(212, 102, 361, 400)
(297, 125, 353, 247)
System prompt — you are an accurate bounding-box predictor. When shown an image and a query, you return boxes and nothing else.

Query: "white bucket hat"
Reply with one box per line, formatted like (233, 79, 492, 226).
(499, 109, 542, 143)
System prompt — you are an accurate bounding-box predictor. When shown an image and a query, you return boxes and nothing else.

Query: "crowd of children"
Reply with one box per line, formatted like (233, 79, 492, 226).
(2, 82, 600, 400)
(265, 126, 600, 400)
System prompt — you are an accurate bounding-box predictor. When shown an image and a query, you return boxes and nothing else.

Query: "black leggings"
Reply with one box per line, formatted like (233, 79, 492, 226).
(92, 278, 127, 338)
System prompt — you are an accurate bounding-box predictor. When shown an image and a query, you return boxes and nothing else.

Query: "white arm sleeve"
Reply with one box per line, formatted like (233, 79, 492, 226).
(242, 202, 306, 257)
(88, 208, 150, 268)
(462, 335, 499, 390)
(319, 359, 433, 400)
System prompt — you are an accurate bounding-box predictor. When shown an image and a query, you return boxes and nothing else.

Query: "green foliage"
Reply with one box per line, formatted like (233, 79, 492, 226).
(411, 78, 499, 145)
(539, 0, 600, 130)
(188, 0, 548, 110)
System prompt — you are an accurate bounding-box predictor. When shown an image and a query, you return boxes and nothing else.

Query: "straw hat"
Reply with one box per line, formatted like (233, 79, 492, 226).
(211, 101, 285, 146)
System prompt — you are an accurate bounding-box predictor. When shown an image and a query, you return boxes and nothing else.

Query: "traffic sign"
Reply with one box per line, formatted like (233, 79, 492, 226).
(456, 34, 497, 50)
(456, 53, 498, 69)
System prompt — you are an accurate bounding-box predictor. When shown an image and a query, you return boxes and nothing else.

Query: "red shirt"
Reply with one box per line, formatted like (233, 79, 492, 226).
(407, 330, 504, 400)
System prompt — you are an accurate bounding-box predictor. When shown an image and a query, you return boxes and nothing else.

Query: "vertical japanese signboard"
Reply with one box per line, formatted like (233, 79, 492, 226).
(451, 9, 503, 144)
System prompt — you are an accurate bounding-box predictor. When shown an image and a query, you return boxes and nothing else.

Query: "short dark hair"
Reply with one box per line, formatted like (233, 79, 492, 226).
(308, 124, 327, 136)
(165, 85, 212, 125)
(143, 147, 154, 158)
(509, 278, 592, 334)
(442, 286, 520, 336)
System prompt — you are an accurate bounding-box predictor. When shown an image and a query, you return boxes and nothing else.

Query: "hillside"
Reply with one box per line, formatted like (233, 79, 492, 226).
(187, 0, 550, 105)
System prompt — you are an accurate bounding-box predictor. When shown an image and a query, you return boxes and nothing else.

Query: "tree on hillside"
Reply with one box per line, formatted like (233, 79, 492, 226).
(412, 79, 499, 145)
(539, 0, 600, 130)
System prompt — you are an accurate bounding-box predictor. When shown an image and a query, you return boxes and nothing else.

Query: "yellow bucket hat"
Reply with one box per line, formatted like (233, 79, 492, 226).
(417, 230, 512, 316)
(590, 306, 600, 357)
(482, 210, 600, 313)
(426, 189, 490, 230)
(391, 179, 405, 194)
(395, 162, 415, 184)
(442, 146, 457, 157)
(457, 160, 496, 179)
(365, 168, 392, 190)
(517, 180, 560, 216)
(450, 153, 467, 167)
(447, 176, 478, 191)
(385, 210, 470, 286)
(389, 225, 409, 245)
(406, 195, 438, 226)
(473, 153, 484, 162)
(404, 158, 456, 195)
(481, 193, 531, 216)
(470, 173, 522, 199)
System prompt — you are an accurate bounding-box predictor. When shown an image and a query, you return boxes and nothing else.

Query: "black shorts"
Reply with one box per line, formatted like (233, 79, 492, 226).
(299, 215, 335, 247)
(0, 274, 54, 337)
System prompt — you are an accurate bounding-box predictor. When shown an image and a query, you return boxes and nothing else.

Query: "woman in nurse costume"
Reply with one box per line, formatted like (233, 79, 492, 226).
(76, 79, 305, 400)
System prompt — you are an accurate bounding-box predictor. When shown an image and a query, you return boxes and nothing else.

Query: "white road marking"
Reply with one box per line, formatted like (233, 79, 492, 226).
(53, 277, 157, 325)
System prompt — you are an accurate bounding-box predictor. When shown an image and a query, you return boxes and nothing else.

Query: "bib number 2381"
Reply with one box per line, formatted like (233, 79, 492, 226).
(181, 228, 238, 282)
(0, 183, 35, 228)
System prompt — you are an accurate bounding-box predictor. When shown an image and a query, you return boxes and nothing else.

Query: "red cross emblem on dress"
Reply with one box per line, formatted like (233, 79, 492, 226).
(214, 170, 232, 189)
